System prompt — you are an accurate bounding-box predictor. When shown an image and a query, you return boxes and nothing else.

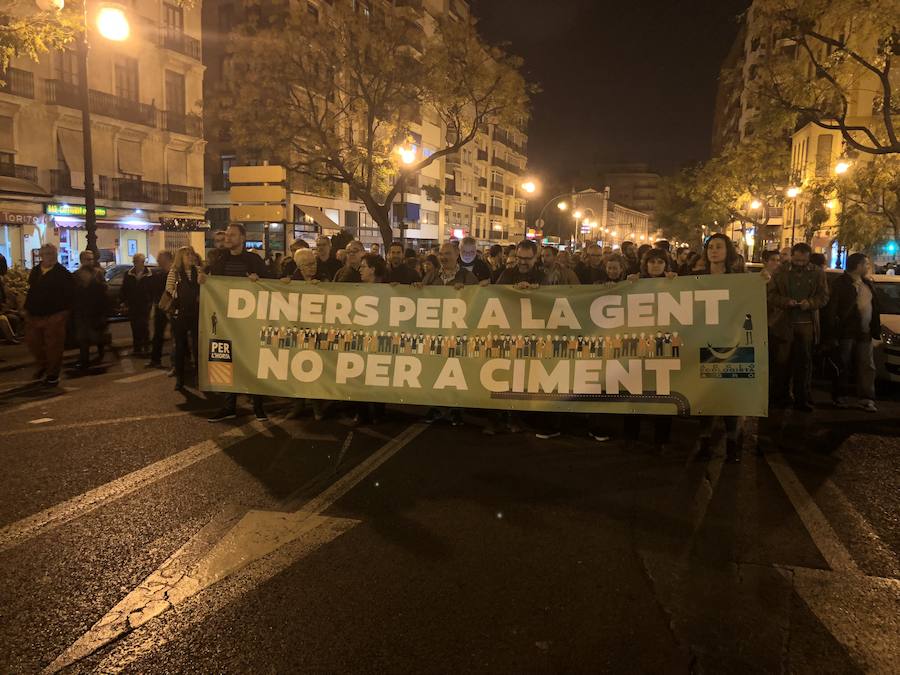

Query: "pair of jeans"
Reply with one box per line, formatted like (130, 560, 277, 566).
(833, 337, 876, 402)
(774, 322, 814, 406)
(172, 313, 198, 383)
(150, 308, 170, 364)
(25, 311, 68, 377)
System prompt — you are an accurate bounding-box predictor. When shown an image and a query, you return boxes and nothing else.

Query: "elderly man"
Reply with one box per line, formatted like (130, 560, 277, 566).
(424, 242, 478, 286)
(497, 240, 546, 285)
(121, 253, 154, 356)
(313, 235, 341, 281)
(458, 236, 492, 282)
(334, 240, 365, 282)
(24, 243, 74, 386)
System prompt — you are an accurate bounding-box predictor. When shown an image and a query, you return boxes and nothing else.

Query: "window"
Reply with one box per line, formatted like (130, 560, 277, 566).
(114, 56, 139, 102)
(55, 49, 80, 86)
(164, 3, 184, 38)
(491, 196, 503, 209)
(165, 70, 185, 114)
(219, 153, 236, 190)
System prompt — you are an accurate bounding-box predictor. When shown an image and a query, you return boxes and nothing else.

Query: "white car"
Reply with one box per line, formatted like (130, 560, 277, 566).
(871, 273, 900, 383)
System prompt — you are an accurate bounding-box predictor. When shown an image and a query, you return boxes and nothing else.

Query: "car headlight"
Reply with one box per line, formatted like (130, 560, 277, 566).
(882, 326, 900, 345)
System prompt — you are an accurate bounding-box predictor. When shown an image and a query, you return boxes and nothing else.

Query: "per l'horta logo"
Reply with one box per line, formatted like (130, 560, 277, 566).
(699, 344, 756, 379)
(208, 339, 233, 385)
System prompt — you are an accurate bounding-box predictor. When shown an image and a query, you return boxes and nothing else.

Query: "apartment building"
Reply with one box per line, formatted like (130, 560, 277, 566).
(571, 188, 652, 248)
(202, 0, 528, 252)
(0, 0, 207, 270)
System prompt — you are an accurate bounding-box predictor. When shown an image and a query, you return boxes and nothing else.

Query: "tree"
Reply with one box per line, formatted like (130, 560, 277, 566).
(753, 0, 899, 156)
(212, 1, 531, 247)
(657, 116, 792, 246)
(806, 155, 900, 251)
(0, 1, 80, 82)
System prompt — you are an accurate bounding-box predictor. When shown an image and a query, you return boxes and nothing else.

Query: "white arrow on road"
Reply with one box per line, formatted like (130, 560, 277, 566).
(45, 422, 428, 673)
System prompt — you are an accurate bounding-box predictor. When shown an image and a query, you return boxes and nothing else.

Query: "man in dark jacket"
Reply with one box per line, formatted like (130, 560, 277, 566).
(333, 240, 365, 282)
(147, 250, 173, 368)
(768, 242, 829, 410)
(24, 243, 74, 385)
(314, 235, 342, 281)
(826, 252, 881, 411)
(497, 240, 546, 285)
(575, 243, 606, 284)
(121, 253, 154, 356)
(72, 250, 108, 370)
(386, 241, 421, 284)
(204, 223, 270, 422)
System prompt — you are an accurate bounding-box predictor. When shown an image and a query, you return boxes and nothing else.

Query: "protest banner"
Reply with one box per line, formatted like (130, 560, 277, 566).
(199, 274, 768, 416)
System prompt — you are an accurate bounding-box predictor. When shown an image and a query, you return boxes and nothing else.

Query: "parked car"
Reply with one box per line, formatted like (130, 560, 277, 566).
(104, 264, 158, 318)
(825, 269, 900, 383)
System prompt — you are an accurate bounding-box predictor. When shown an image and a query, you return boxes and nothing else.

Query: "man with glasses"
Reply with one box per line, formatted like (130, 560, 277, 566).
(334, 240, 365, 282)
(575, 243, 606, 284)
(497, 240, 546, 286)
(314, 235, 342, 281)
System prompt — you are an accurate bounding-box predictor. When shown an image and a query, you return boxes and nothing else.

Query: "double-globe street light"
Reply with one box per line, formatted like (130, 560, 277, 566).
(48, 1, 131, 256)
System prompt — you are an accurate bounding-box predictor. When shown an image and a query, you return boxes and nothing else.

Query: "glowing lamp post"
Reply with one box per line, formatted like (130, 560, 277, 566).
(396, 145, 416, 246)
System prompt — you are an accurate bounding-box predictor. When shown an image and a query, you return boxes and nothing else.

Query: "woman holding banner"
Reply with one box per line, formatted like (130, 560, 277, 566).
(696, 233, 742, 463)
(351, 254, 390, 426)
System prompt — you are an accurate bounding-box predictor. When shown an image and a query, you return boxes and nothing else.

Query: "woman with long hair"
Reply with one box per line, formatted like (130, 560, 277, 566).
(697, 233, 742, 462)
(353, 254, 388, 425)
(601, 253, 628, 284)
(166, 246, 200, 391)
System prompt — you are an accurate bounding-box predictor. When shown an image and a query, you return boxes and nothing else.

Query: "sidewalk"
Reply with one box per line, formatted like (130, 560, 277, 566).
(0, 321, 133, 373)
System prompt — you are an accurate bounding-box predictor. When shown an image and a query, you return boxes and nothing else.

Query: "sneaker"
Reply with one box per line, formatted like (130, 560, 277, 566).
(588, 430, 611, 442)
(424, 408, 443, 424)
(859, 399, 878, 412)
(207, 409, 237, 423)
(32, 368, 46, 381)
(44, 374, 60, 387)
(449, 411, 464, 427)
(254, 408, 269, 422)
(166, 368, 176, 377)
(535, 430, 561, 440)
(833, 397, 853, 409)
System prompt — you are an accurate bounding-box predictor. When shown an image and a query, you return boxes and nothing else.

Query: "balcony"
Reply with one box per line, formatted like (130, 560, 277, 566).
(445, 152, 461, 165)
(111, 177, 163, 203)
(51, 169, 85, 197)
(161, 111, 203, 137)
(491, 156, 523, 175)
(46, 80, 157, 128)
(165, 184, 203, 206)
(478, 176, 487, 188)
(0, 68, 35, 99)
(161, 31, 202, 60)
(0, 162, 38, 183)
(490, 205, 503, 216)
(477, 148, 488, 162)
(476, 202, 486, 213)
(505, 186, 514, 196)
(490, 181, 504, 193)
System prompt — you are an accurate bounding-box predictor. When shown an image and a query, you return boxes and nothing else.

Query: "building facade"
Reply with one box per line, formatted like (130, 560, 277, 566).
(201, 0, 528, 253)
(0, 0, 207, 271)
(571, 188, 652, 248)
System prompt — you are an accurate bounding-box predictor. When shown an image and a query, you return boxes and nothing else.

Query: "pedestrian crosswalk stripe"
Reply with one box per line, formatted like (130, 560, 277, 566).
(115, 370, 167, 384)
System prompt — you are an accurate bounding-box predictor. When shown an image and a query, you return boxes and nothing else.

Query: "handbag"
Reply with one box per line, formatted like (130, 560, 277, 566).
(158, 290, 174, 313)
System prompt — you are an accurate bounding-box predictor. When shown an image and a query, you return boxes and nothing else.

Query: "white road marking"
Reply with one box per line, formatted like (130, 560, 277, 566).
(0, 411, 197, 437)
(115, 370, 167, 384)
(0, 419, 257, 552)
(45, 422, 428, 673)
(0, 387, 77, 415)
(28, 418, 53, 425)
(765, 452, 859, 574)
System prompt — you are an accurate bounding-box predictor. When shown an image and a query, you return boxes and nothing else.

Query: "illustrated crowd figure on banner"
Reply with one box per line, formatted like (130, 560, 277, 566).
(257, 325, 684, 360)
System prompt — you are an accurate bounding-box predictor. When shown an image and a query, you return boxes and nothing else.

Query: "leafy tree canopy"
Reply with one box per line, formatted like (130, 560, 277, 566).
(213, 0, 531, 246)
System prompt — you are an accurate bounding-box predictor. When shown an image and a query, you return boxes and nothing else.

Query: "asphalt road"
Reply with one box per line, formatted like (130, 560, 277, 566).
(0, 344, 898, 674)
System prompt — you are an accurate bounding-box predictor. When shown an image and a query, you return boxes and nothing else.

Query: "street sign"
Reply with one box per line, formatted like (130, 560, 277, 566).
(536, 218, 545, 228)
(228, 165, 286, 184)
(45, 204, 108, 217)
(230, 185, 287, 203)
(230, 205, 285, 222)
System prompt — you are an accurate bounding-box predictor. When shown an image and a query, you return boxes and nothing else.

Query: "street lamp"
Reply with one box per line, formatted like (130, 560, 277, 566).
(521, 180, 537, 194)
(96, 5, 130, 41)
(787, 186, 801, 245)
(557, 201, 568, 211)
(396, 145, 416, 246)
(835, 160, 851, 175)
(750, 199, 762, 210)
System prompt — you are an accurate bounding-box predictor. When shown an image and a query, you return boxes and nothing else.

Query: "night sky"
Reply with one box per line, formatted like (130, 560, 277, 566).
(472, 0, 751, 181)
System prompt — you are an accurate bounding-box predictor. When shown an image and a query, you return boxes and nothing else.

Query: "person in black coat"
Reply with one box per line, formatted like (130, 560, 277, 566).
(72, 250, 108, 370)
(120, 253, 154, 356)
(24, 243, 74, 385)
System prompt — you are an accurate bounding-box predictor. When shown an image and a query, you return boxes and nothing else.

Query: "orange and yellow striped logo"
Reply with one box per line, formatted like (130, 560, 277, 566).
(207, 362, 233, 386)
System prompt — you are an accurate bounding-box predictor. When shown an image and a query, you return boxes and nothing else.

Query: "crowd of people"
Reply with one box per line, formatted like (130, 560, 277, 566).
(1, 222, 886, 462)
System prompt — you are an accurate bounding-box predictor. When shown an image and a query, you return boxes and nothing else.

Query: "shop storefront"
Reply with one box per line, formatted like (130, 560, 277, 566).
(158, 217, 209, 257)
(0, 209, 47, 268)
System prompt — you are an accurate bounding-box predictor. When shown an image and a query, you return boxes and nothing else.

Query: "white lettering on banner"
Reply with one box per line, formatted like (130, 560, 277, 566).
(481, 359, 510, 392)
(627, 293, 656, 328)
(606, 359, 643, 395)
(393, 356, 422, 388)
(418, 298, 441, 328)
(365, 355, 392, 386)
(336, 353, 365, 383)
(434, 359, 467, 390)
(389, 298, 416, 326)
(255, 291, 270, 320)
(325, 295, 352, 325)
(300, 293, 325, 323)
(227, 289, 256, 319)
(521, 299, 544, 329)
(443, 299, 467, 329)
(512, 360, 526, 392)
(573, 360, 603, 394)
(477, 299, 510, 329)
(591, 296, 625, 328)
(527, 361, 570, 394)
(644, 359, 680, 396)
(354, 296, 378, 326)
(547, 298, 581, 330)
(269, 292, 299, 322)
(657, 292, 694, 326)
(695, 290, 730, 324)
(257, 349, 324, 381)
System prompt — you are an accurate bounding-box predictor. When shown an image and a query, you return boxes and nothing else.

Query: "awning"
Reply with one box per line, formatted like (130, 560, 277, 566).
(297, 204, 338, 229)
(52, 216, 155, 231)
(118, 139, 143, 176)
(92, 128, 115, 175)
(57, 128, 85, 189)
(166, 148, 187, 185)
(159, 216, 209, 231)
(0, 175, 50, 197)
